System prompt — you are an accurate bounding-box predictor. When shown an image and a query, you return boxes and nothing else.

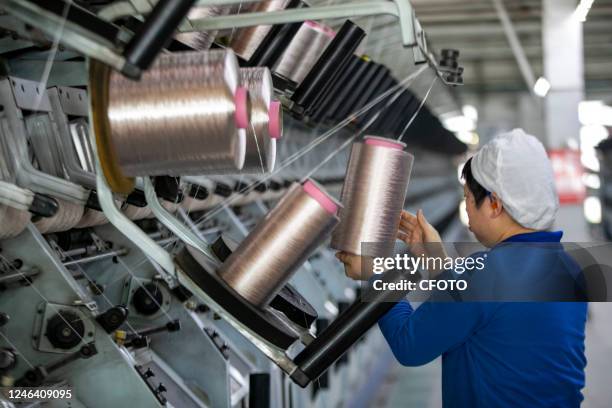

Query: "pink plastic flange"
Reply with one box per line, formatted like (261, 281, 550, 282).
(304, 20, 336, 38)
(268, 100, 282, 139)
(234, 87, 249, 129)
(302, 180, 339, 215)
(364, 136, 405, 150)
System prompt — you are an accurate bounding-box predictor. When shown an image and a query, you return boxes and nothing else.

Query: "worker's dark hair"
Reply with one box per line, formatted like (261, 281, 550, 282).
(461, 158, 489, 208)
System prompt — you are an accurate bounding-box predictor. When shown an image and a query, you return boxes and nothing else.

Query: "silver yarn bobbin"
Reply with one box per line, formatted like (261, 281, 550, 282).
(229, 0, 293, 61)
(331, 136, 414, 257)
(218, 179, 340, 307)
(273, 20, 335, 85)
(0, 205, 30, 239)
(239, 67, 281, 173)
(175, 5, 230, 50)
(107, 49, 247, 177)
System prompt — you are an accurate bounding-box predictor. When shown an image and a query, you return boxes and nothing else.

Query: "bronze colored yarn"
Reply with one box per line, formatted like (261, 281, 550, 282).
(240, 67, 278, 173)
(107, 50, 246, 177)
(0, 205, 30, 239)
(229, 0, 293, 61)
(218, 180, 339, 307)
(175, 5, 229, 50)
(76, 209, 108, 228)
(34, 198, 84, 234)
(273, 21, 335, 85)
(331, 137, 413, 257)
(121, 204, 153, 221)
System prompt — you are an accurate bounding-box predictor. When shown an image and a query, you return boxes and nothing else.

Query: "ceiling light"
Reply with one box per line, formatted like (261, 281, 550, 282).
(533, 77, 551, 97)
(579, 100, 612, 126)
(583, 196, 602, 224)
(574, 0, 595, 22)
(462, 105, 478, 122)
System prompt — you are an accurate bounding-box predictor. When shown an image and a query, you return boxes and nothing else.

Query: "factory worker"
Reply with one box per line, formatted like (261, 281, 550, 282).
(337, 129, 587, 408)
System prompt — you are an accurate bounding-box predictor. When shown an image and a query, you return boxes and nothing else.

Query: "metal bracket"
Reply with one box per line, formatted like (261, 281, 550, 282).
(142, 177, 220, 267)
(2, 0, 128, 73)
(0, 180, 34, 211)
(32, 302, 96, 354)
(0, 79, 90, 204)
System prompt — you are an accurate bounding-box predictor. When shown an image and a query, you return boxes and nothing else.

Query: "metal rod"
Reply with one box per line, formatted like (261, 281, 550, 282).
(4, 0, 126, 72)
(63, 249, 129, 267)
(491, 0, 537, 96)
(122, 0, 199, 78)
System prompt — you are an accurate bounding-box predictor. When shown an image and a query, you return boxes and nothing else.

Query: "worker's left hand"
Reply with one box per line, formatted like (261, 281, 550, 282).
(335, 251, 373, 281)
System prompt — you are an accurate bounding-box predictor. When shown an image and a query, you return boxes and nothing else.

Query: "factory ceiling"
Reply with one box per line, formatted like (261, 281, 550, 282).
(311, 0, 612, 96)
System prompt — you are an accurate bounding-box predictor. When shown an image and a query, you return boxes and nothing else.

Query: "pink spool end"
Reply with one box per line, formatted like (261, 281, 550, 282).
(234, 87, 249, 129)
(302, 180, 338, 215)
(364, 136, 405, 150)
(304, 20, 336, 38)
(268, 100, 282, 139)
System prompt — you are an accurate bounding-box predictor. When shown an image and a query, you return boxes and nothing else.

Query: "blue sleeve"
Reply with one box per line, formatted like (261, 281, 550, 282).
(378, 300, 490, 366)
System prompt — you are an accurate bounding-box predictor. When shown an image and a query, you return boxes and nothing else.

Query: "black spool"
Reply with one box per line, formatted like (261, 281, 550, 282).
(214, 182, 233, 198)
(352, 65, 391, 116)
(126, 189, 148, 208)
(122, 0, 198, 78)
(290, 268, 418, 388)
(311, 318, 330, 397)
(291, 20, 365, 115)
(269, 284, 318, 329)
(310, 55, 363, 123)
(326, 57, 371, 122)
(29, 194, 59, 218)
(244, 0, 303, 67)
(154, 176, 182, 203)
(85, 191, 103, 212)
(377, 90, 416, 138)
(211, 235, 234, 262)
(252, 20, 304, 75)
(188, 185, 209, 200)
(334, 301, 351, 368)
(249, 373, 271, 408)
(336, 63, 387, 122)
(358, 75, 397, 131)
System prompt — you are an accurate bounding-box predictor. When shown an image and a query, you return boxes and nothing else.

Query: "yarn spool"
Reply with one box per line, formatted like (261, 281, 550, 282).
(0, 205, 30, 239)
(175, 5, 229, 50)
(122, 203, 153, 221)
(90, 50, 250, 194)
(229, 0, 294, 62)
(218, 179, 340, 307)
(76, 209, 108, 228)
(331, 136, 413, 257)
(34, 198, 84, 234)
(240, 67, 282, 173)
(273, 20, 335, 86)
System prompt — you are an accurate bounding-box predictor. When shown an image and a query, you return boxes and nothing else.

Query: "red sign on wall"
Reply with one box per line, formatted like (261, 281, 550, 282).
(548, 149, 586, 205)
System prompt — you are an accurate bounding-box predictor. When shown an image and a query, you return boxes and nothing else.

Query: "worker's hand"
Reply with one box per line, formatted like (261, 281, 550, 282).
(397, 209, 446, 262)
(398, 209, 441, 244)
(335, 251, 373, 281)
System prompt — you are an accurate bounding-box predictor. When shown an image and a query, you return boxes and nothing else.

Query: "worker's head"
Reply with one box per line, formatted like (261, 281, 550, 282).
(461, 129, 559, 247)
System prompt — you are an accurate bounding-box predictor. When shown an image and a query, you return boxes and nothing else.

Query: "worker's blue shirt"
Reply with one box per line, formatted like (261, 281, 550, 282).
(378, 231, 587, 408)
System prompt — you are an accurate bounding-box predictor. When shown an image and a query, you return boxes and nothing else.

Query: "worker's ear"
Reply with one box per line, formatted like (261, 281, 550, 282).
(489, 193, 503, 217)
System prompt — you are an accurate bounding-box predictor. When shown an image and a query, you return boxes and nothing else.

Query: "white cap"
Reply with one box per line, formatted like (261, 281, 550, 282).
(470, 128, 559, 230)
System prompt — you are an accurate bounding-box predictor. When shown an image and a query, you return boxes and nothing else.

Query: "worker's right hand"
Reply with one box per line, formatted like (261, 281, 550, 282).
(397, 210, 446, 262)
(398, 209, 442, 245)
